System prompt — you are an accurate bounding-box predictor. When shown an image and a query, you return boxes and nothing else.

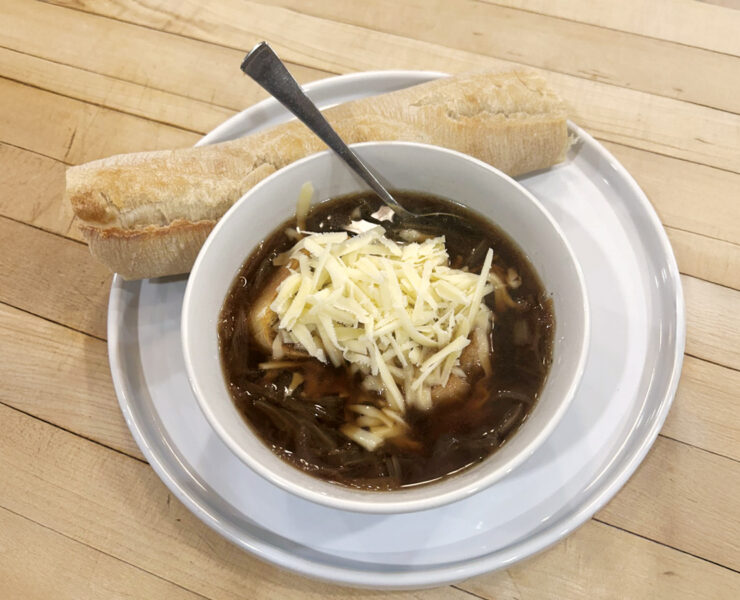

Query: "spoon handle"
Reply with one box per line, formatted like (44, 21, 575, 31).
(240, 42, 408, 216)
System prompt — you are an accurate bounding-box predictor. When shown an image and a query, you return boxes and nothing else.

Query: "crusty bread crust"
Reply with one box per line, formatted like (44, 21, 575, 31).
(80, 219, 216, 280)
(67, 70, 569, 279)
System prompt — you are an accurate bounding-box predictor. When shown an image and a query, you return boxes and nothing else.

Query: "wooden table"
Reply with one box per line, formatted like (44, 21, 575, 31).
(2, 1, 739, 597)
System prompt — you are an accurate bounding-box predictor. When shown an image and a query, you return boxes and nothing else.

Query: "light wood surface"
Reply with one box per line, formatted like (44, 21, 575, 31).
(1, 1, 738, 597)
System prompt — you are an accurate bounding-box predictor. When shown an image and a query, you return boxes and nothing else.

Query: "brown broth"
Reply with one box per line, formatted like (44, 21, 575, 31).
(218, 192, 554, 490)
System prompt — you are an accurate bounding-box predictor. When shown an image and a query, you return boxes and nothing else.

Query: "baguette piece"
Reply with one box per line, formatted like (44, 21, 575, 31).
(66, 70, 568, 279)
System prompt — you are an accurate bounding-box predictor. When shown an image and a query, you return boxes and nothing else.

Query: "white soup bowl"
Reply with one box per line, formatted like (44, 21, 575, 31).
(182, 142, 589, 514)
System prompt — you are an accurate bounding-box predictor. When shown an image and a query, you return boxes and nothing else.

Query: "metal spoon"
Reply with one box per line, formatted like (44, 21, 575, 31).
(240, 42, 459, 232)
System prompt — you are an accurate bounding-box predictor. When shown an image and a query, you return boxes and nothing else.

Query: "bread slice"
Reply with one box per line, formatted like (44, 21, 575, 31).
(66, 70, 568, 279)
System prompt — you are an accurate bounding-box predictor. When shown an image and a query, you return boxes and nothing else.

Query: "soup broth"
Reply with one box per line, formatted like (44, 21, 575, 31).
(218, 192, 554, 490)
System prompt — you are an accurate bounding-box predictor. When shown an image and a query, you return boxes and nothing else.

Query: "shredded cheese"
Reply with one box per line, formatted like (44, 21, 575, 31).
(269, 228, 494, 433)
(295, 181, 314, 232)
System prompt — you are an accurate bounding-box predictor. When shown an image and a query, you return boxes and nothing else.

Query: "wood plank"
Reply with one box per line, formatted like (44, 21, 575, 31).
(483, 0, 740, 57)
(0, 46, 234, 134)
(5, 298, 736, 595)
(12, 140, 740, 349)
(4, 250, 740, 467)
(668, 228, 740, 291)
(4, 257, 739, 474)
(5, 7, 739, 253)
(3, 107, 739, 257)
(0, 303, 142, 460)
(2, 303, 738, 579)
(0, 77, 198, 164)
(0, 506, 204, 600)
(461, 520, 739, 600)
(3, 0, 332, 113)
(256, 0, 740, 114)
(5, 9, 737, 246)
(1, 401, 737, 597)
(4, 96, 740, 256)
(0, 143, 81, 241)
(0, 410, 467, 600)
(3, 219, 739, 465)
(0, 216, 110, 339)
(4, 202, 740, 385)
(597, 436, 740, 572)
(603, 141, 740, 245)
(5, 2, 737, 596)
(42, 0, 740, 172)
(701, 1, 740, 9)
(4, 127, 740, 294)
(2, 289, 738, 582)
(662, 355, 740, 462)
(683, 275, 740, 371)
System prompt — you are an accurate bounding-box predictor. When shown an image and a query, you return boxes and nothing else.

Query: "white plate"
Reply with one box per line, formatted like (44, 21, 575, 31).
(108, 71, 685, 589)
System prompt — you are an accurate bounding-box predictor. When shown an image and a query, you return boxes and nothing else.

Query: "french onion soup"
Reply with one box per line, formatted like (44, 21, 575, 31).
(218, 190, 554, 490)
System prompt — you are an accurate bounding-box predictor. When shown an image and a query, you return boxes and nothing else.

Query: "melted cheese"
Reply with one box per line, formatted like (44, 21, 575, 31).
(270, 228, 494, 422)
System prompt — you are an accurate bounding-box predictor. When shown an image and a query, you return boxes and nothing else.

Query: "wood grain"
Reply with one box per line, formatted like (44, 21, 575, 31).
(2, 201, 739, 466)
(3, 85, 740, 251)
(484, 0, 740, 57)
(0, 216, 110, 339)
(41, 0, 740, 172)
(3, 0, 332, 112)
(597, 437, 740, 571)
(0, 77, 198, 164)
(1, 8, 738, 296)
(662, 356, 740, 462)
(669, 229, 740, 291)
(2, 250, 739, 495)
(0, 506, 204, 600)
(0, 143, 80, 241)
(3, 140, 739, 293)
(4, 1, 740, 594)
(3, 197, 740, 384)
(463, 520, 739, 600)
(2, 262, 738, 474)
(1, 401, 737, 598)
(3, 80, 739, 295)
(602, 141, 740, 245)
(257, 0, 740, 113)
(0, 302, 142, 460)
(0, 45, 235, 134)
(0, 57, 737, 470)
(701, 1, 740, 10)
(0, 403, 471, 599)
(0, 215, 736, 575)
(684, 275, 740, 371)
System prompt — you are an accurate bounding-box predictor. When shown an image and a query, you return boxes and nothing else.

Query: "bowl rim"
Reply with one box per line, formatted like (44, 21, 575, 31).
(182, 140, 590, 513)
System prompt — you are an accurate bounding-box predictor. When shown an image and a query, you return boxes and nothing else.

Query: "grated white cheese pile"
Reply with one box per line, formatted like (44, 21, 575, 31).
(270, 226, 494, 420)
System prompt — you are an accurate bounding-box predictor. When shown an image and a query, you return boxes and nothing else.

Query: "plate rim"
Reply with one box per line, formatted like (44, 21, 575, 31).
(107, 69, 685, 589)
